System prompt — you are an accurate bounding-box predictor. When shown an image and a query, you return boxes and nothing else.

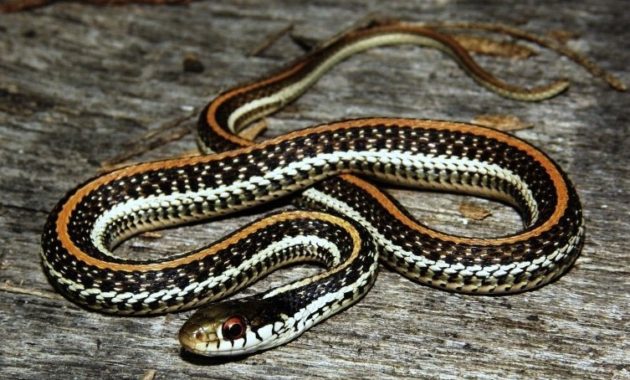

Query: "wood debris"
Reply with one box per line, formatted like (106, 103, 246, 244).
(99, 112, 196, 172)
(139, 231, 163, 239)
(458, 202, 492, 221)
(472, 114, 532, 132)
(0, 281, 66, 301)
(182, 52, 205, 73)
(547, 29, 579, 44)
(238, 119, 268, 141)
(141, 369, 157, 380)
(290, 14, 397, 52)
(249, 23, 294, 57)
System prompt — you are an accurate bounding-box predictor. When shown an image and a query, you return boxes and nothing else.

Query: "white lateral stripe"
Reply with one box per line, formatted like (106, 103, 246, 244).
(45, 235, 341, 308)
(90, 150, 538, 255)
(300, 188, 570, 278)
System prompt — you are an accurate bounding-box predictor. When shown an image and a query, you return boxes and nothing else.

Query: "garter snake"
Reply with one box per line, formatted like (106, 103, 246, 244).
(41, 22, 583, 357)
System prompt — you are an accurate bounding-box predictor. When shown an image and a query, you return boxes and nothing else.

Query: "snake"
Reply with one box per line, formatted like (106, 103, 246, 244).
(41, 22, 583, 357)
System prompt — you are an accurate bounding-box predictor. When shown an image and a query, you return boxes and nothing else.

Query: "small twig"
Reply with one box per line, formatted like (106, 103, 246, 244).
(0, 281, 65, 301)
(0, 0, 195, 13)
(289, 33, 319, 53)
(472, 114, 533, 132)
(139, 231, 163, 239)
(141, 369, 157, 380)
(290, 14, 399, 53)
(238, 118, 268, 141)
(312, 13, 397, 51)
(99, 111, 196, 171)
(249, 23, 294, 57)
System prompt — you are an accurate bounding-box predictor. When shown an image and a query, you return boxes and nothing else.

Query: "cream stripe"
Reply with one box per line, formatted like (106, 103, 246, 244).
(226, 33, 448, 131)
(300, 188, 576, 281)
(44, 235, 342, 313)
(90, 150, 536, 254)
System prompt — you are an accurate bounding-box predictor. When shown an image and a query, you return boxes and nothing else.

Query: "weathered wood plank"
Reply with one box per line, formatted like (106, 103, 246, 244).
(0, 1, 628, 379)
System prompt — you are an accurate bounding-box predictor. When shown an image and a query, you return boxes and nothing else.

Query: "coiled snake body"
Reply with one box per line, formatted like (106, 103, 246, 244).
(41, 23, 583, 356)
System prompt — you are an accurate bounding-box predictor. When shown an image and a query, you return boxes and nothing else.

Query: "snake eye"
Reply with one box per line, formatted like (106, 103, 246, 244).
(222, 315, 247, 341)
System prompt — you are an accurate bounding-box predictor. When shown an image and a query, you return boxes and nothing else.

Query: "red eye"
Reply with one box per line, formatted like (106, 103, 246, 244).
(222, 315, 247, 340)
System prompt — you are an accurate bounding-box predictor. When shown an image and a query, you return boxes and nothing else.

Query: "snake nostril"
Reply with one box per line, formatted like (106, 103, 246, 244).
(194, 329, 206, 342)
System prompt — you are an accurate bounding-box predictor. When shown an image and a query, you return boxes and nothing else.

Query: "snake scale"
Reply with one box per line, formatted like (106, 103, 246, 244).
(41, 22, 583, 357)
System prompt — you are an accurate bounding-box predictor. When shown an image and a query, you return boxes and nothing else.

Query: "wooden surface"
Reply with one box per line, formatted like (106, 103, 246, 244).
(1, 1, 628, 379)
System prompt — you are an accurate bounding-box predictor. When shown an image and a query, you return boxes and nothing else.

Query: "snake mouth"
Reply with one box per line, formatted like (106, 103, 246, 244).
(179, 342, 214, 356)
(178, 325, 219, 355)
(178, 333, 257, 358)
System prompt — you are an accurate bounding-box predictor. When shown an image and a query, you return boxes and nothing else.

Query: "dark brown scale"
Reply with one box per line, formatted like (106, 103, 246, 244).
(305, 165, 578, 278)
(183, 26, 583, 301)
(34, 27, 581, 332)
(44, 82, 583, 320)
(49, 214, 366, 314)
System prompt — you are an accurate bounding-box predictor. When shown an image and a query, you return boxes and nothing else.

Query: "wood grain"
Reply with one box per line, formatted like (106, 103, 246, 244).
(0, 1, 628, 379)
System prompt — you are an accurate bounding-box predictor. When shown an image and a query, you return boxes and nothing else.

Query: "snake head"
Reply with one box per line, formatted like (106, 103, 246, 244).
(179, 296, 291, 357)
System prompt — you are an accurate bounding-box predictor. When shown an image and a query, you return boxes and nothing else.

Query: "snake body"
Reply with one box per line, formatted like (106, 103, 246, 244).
(41, 23, 583, 357)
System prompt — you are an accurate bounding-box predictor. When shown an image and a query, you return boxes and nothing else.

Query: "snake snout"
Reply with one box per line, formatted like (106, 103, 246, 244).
(178, 312, 220, 355)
